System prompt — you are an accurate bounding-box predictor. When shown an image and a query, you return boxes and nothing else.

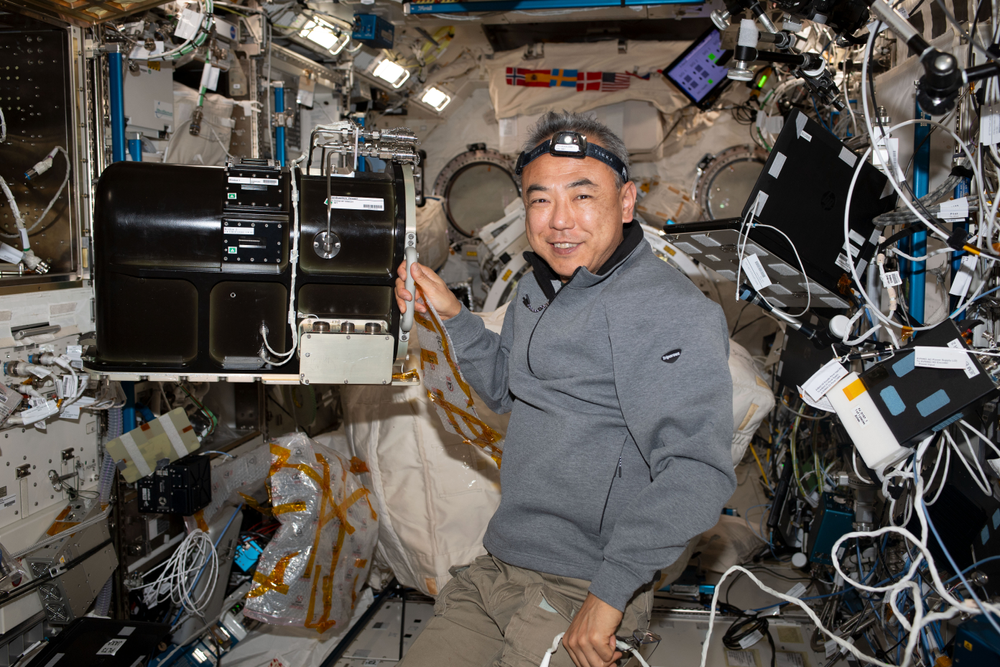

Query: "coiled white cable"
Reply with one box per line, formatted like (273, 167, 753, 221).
(132, 529, 218, 617)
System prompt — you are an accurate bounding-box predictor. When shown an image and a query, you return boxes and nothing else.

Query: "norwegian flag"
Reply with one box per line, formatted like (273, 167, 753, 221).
(600, 72, 630, 91)
(505, 67, 525, 86)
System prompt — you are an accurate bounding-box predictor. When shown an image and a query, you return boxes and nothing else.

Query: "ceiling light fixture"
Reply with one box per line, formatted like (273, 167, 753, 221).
(420, 86, 452, 112)
(372, 57, 410, 88)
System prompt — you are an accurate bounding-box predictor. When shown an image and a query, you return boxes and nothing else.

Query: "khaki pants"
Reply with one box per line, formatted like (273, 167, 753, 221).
(399, 555, 653, 667)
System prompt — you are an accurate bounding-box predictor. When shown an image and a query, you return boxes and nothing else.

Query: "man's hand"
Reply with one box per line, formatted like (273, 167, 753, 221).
(562, 593, 624, 667)
(395, 260, 462, 321)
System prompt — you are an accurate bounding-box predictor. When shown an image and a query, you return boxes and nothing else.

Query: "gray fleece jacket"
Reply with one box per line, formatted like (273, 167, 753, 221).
(443, 222, 736, 612)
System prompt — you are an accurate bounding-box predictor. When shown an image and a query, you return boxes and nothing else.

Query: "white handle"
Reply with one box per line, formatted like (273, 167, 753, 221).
(401, 246, 418, 333)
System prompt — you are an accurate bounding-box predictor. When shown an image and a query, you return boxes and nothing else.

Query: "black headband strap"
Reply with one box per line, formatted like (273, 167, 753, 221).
(514, 132, 629, 183)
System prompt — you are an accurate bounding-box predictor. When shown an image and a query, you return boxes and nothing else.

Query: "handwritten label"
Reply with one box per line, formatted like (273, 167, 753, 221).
(96, 639, 127, 656)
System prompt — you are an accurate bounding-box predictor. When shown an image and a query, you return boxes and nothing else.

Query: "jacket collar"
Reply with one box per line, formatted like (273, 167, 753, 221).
(524, 221, 643, 300)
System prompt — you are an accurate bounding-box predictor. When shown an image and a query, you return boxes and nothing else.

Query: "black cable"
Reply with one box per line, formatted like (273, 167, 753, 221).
(732, 316, 770, 339)
(730, 302, 751, 336)
(723, 615, 776, 667)
(744, 566, 815, 583)
(266, 388, 294, 420)
(764, 626, 777, 667)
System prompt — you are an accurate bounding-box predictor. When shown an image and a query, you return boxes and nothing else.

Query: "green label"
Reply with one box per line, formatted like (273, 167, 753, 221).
(228, 193, 237, 200)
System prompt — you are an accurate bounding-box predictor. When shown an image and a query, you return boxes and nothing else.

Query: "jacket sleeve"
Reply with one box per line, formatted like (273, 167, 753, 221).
(442, 304, 516, 414)
(588, 293, 737, 612)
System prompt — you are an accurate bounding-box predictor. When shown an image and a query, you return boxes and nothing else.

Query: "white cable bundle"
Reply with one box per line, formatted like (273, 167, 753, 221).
(134, 529, 218, 617)
(700, 429, 1000, 667)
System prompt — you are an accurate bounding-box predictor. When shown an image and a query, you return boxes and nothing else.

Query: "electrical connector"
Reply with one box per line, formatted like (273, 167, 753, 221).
(21, 250, 50, 275)
(25, 147, 60, 180)
(190, 107, 204, 137)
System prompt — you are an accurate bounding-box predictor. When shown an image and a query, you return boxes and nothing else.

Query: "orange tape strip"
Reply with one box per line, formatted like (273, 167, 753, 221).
(414, 311, 474, 404)
(349, 457, 369, 475)
(392, 369, 420, 382)
(273, 501, 308, 515)
(302, 453, 334, 580)
(247, 550, 299, 598)
(269, 443, 291, 478)
(427, 388, 504, 467)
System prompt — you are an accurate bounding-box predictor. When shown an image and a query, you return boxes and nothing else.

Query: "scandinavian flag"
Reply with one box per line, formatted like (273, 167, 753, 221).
(505, 67, 526, 86)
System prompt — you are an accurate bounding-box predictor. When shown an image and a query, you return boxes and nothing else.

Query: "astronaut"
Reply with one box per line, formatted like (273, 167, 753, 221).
(395, 111, 736, 667)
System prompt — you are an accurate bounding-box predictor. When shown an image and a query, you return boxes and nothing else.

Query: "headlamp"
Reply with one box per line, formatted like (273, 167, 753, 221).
(514, 131, 629, 183)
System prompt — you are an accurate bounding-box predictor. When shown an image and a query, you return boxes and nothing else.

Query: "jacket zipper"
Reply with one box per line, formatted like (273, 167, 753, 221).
(598, 436, 629, 533)
(525, 274, 575, 375)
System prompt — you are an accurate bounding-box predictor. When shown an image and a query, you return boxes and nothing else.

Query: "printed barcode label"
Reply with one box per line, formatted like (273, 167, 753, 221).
(881, 270, 902, 287)
(743, 254, 772, 291)
(726, 650, 756, 667)
(0, 495, 16, 510)
(324, 196, 385, 212)
(251, 178, 279, 186)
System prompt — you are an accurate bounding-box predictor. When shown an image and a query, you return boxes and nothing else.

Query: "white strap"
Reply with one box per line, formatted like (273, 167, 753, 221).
(160, 413, 190, 459)
(120, 431, 152, 478)
(539, 632, 565, 667)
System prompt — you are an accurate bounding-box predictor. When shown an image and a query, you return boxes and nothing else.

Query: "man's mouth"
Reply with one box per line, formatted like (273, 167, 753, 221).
(552, 243, 579, 249)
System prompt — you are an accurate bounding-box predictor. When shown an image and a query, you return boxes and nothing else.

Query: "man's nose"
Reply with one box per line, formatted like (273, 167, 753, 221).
(550, 197, 573, 230)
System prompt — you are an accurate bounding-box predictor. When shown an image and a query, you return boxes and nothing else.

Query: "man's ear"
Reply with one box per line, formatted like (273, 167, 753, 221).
(620, 181, 638, 221)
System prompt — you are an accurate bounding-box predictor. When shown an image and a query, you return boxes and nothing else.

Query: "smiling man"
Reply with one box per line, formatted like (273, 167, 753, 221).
(394, 112, 735, 667)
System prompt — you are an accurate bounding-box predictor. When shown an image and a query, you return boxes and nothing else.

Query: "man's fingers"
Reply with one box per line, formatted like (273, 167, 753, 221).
(393, 259, 461, 320)
(564, 636, 618, 667)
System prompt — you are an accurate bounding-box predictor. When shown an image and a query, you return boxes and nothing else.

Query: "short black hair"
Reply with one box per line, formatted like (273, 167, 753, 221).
(523, 111, 631, 188)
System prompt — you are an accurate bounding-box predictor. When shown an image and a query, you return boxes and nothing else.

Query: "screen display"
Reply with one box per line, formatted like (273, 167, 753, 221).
(665, 29, 729, 105)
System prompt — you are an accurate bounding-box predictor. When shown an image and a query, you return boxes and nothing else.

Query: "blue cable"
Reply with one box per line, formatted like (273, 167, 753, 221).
(811, 96, 831, 131)
(744, 504, 771, 543)
(950, 283, 1000, 320)
(747, 576, 894, 613)
(944, 555, 1000, 584)
(922, 498, 1000, 636)
(931, 621, 945, 652)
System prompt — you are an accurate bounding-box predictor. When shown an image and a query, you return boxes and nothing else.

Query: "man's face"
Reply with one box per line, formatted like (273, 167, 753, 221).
(521, 141, 637, 281)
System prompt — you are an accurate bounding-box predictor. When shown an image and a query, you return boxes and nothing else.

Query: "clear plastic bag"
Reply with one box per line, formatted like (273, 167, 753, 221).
(414, 304, 504, 467)
(243, 433, 378, 632)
